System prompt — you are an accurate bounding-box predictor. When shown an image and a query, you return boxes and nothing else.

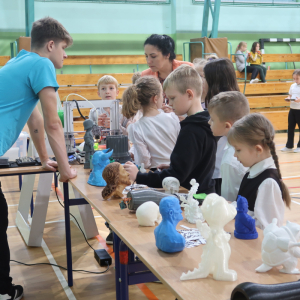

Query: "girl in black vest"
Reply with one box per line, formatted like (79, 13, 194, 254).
(227, 113, 291, 229)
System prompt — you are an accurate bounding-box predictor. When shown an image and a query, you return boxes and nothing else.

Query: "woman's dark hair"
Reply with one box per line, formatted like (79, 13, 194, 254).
(204, 58, 240, 107)
(144, 34, 176, 61)
(251, 42, 259, 54)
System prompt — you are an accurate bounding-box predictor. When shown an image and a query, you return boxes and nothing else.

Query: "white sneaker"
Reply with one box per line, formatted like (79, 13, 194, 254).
(281, 147, 294, 152)
(251, 78, 259, 84)
(294, 148, 300, 153)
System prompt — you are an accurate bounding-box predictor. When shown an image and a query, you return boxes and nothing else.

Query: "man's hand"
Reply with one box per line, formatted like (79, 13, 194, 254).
(157, 163, 170, 170)
(98, 113, 110, 128)
(42, 158, 58, 172)
(59, 168, 77, 182)
(295, 97, 300, 103)
(124, 161, 139, 181)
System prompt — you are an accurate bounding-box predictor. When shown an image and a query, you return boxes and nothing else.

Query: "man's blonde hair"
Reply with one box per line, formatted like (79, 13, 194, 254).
(163, 64, 202, 97)
(97, 75, 119, 90)
(208, 91, 250, 122)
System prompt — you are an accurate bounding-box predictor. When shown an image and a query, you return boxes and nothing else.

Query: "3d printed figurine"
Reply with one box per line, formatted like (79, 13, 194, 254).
(154, 196, 185, 253)
(234, 195, 258, 240)
(181, 193, 237, 282)
(136, 201, 162, 227)
(140, 163, 146, 173)
(88, 149, 113, 186)
(256, 218, 300, 274)
(162, 177, 180, 194)
(180, 179, 204, 224)
(83, 119, 95, 169)
(102, 162, 131, 200)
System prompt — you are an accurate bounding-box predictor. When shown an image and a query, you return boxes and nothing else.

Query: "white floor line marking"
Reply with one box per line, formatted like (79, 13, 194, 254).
(41, 239, 77, 300)
(292, 200, 300, 205)
(26, 219, 77, 300)
(291, 193, 300, 195)
(8, 215, 102, 229)
(283, 175, 300, 179)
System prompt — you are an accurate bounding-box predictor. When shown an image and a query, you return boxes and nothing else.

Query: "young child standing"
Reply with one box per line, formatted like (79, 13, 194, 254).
(228, 113, 291, 229)
(249, 42, 267, 83)
(204, 58, 240, 195)
(124, 65, 217, 194)
(281, 69, 300, 153)
(235, 41, 259, 84)
(89, 75, 130, 134)
(208, 91, 250, 202)
(122, 76, 180, 169)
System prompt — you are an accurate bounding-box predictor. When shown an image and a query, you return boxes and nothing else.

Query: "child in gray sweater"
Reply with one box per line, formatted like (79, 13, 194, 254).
(235, 42, 259, 84)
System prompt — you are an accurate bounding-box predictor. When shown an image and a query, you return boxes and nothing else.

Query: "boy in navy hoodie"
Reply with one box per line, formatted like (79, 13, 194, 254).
(124, 65, 216, 194)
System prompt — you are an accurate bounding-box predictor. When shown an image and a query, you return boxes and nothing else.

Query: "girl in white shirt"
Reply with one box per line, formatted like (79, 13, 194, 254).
(227, 113, 291, 229)
(122, 76, 180, 169)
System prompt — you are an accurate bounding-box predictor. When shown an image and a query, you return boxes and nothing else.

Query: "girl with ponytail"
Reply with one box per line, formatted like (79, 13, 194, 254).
(227, 113, 291, 229)
(122, 76, 180, 170)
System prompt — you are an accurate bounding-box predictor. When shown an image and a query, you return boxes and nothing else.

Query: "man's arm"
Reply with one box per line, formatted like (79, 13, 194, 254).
(27, 106, 58, 171)
(39, 87, 76, 182)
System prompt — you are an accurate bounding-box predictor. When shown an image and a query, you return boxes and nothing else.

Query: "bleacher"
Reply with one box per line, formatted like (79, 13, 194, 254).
(1, 52, 296, 133)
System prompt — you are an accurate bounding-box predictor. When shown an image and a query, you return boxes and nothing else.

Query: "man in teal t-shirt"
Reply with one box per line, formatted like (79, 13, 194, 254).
(0, 17, 77, 300)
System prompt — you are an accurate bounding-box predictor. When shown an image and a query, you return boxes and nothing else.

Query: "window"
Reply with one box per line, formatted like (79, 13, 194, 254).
(193, 0, 300, 7)
(36, 0, 170, 4)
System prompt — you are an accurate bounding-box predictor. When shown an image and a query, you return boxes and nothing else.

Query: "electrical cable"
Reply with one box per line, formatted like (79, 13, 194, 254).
(54, 172, 95, 251)
(11, 172, 110, 275)
(10, 260, 109, 275)
(73, 99, 86, 120)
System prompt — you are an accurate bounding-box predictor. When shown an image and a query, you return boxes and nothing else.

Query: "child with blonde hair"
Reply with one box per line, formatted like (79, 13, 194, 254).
(122, 76, 180, 169)
(208, 91, 250, 202)
(124, 65, 217, 194)
(89, 75, 130, 134)
(228, 113, 291, 229)
(235, 41, 259, 84)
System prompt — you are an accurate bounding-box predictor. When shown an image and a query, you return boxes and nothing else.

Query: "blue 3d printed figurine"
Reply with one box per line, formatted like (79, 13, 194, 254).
(234, 195, 258, 240)
(154, 196, 185, 253)
(88, 149, 113, 187)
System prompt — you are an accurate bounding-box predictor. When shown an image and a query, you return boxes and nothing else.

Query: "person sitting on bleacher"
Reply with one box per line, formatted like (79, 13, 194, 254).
(235, 41, 259, 84)
(249, 42, 267, 83)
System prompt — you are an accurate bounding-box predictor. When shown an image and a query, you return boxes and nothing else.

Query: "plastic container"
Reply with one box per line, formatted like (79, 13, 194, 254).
(0, 131, 29, 160)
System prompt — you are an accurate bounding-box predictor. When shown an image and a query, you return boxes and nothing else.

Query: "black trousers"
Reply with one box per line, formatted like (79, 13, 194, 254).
(0, 183, 13, 295)
(241, 66, 259, 80)
(286, 109, 300, 148)
(250, 64, 267, 82)
(214, 178, 222, 196)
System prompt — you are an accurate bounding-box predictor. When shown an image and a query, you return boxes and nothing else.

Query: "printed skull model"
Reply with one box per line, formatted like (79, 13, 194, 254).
(162, 177, 180, 194)
(87, 149, 113, 186)
(180, 179, 204, 224)
(102, 162, 131, 200)
(136, 201, 162, 227)
(180, 193, 237, 282)
(256, 218, 300, 274)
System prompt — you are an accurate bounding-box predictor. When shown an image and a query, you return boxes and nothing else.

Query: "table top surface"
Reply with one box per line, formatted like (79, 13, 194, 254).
(0, 165, 53, 176)
(70, 165, 300, 300)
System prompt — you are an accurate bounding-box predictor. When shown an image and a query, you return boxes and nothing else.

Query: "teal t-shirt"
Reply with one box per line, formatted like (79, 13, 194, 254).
(0, 50, 59, 156)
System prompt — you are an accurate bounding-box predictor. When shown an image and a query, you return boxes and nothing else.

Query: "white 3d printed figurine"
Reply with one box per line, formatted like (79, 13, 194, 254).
(140, 163, 146, 173)
(162, 177, 180, 194)
(136, 201, 162, 227)
(180, 193, 237, 282)
(256, 218, 300, 274)
(180, 179, 204, 224)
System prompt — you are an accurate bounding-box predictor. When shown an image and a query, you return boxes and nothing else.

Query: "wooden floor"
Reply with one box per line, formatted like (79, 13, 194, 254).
(3, 133, 300, 300)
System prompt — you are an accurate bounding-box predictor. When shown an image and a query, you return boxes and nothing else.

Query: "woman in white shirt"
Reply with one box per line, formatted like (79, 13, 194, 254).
(122, 76, 180, 169)
(227, 113, 291, 230)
